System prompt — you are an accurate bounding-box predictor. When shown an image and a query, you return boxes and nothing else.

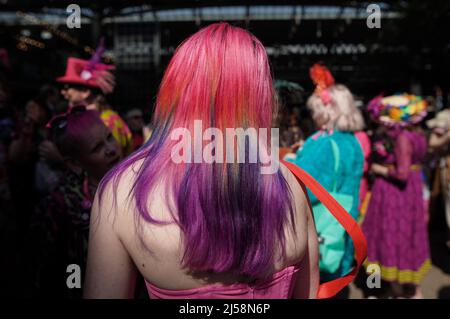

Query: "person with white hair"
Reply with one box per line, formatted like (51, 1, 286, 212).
(427, 107, 450, 249)
(285, 63, 364, 282)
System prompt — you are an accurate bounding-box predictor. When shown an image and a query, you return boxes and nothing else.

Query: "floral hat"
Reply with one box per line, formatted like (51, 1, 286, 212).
(367, 93, 427, 128)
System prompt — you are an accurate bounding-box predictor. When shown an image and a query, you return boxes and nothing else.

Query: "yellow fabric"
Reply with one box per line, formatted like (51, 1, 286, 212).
(358, 191, 372, 225)
(363, 259, 432, 284)
(385, 164, 422, 171)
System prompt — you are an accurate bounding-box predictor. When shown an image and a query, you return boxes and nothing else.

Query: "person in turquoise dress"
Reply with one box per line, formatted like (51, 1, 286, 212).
(284, 64, 365, 281)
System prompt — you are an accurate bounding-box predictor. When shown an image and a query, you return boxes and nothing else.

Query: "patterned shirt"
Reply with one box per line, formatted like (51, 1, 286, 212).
(100, 109, 133, 156)
(31, 170, 95, 298)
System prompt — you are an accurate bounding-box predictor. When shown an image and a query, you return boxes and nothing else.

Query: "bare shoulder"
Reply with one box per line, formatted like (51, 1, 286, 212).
(279, 163, 309, 214)
(93, 159, 144, 229)
(279, 163, 310, 263)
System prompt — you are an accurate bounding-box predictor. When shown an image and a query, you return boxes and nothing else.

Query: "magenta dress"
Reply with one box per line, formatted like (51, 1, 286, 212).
(362, 129, 431, 284)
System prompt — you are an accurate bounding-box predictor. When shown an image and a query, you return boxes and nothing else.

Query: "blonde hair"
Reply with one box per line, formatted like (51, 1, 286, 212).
(307, 84, 364, 132)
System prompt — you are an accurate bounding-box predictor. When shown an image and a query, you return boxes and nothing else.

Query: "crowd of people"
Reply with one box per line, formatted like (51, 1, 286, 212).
(0, 40, 149, 297)
(0, 22, 449, 299)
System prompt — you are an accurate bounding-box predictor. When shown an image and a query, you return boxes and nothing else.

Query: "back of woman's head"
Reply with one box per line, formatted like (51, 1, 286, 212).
(101, 23, 294, 280)
(307, 84, 364, 132)
(52, 110, 103, 158)
(154, 22, 275, 130)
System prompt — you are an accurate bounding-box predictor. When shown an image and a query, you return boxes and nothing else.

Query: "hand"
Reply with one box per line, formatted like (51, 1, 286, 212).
(424, 210, 430, 224)
(290, 140, 304, 153)
(38, 140, 64, 164)
(370, 163, 389, 177)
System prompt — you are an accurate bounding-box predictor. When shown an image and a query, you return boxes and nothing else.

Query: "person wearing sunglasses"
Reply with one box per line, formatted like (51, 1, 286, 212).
(31, 107, 122, 298)
(56, 39, 133, 157)
(47, 105, 122, 192)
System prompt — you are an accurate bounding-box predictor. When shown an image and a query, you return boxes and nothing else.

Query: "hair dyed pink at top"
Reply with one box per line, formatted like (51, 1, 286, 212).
(99, 23, 295, 280)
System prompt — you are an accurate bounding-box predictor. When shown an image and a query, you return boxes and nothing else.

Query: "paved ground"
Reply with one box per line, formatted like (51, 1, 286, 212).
(349, 265, 450, 299)
(348, 229, 450, 299)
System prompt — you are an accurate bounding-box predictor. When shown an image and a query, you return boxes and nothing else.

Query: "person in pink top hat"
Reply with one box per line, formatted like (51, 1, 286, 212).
(57, 39, 133, 157)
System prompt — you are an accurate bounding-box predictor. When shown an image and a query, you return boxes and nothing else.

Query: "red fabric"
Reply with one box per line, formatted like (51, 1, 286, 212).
(281, 160, 368, 299)
(279, 147, 292, 161)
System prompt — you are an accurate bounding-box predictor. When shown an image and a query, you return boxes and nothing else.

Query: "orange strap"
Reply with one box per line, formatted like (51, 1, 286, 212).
(281, 160, 367, 299)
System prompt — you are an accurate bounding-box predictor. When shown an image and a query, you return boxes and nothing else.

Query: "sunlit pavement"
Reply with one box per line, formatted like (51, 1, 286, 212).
(349, 228, 450, 299)
(349, 265, 450, 299)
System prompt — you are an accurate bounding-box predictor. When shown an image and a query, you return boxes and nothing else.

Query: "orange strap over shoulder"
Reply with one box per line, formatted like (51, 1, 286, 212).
(281, 160, 367, 299)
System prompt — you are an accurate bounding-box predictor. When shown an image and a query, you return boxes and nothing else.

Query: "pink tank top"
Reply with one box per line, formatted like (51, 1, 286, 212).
(145, 264, 301, 299)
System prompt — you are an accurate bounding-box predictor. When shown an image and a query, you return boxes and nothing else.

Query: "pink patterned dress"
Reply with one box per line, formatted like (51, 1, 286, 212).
(362, 129, 431, 284)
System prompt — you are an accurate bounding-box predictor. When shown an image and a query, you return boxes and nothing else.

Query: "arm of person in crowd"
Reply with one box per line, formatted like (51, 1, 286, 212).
(83, 184, 137, 298)
(387, 133, 412, 183)
(292, 182, 319, 299)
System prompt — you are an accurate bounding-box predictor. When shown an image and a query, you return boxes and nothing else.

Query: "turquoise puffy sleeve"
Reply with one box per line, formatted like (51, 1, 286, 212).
(285, 136, 336, 206)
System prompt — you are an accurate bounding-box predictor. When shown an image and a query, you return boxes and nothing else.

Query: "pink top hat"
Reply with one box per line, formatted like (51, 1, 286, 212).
(57, 38, 115, 94)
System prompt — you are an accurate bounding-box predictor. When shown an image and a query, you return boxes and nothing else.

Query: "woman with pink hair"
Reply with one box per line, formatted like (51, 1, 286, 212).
(83, 23, 321, 299)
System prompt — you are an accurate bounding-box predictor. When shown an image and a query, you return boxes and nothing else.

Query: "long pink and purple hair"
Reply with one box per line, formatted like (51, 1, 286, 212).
(99, 23, 295, 280)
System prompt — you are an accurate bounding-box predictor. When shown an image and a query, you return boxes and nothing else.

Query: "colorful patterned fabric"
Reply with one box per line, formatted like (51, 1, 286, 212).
(367, 94, 427, 128)
(31, 170, 95, 298)
(100, 109, 133, 156)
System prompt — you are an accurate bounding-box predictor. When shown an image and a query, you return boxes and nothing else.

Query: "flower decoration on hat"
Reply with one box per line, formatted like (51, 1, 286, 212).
(367, 93, 427, 128)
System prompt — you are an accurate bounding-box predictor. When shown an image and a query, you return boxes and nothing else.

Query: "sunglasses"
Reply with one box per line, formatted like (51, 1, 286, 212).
(61, 83, 88, 91)
(45, 104, 87, 131)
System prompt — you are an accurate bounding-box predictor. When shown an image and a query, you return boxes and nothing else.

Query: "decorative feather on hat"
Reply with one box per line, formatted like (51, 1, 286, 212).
(309, 62, 335, 104)
(57, 37, 115, 94)
(80, 37, 115, 94)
